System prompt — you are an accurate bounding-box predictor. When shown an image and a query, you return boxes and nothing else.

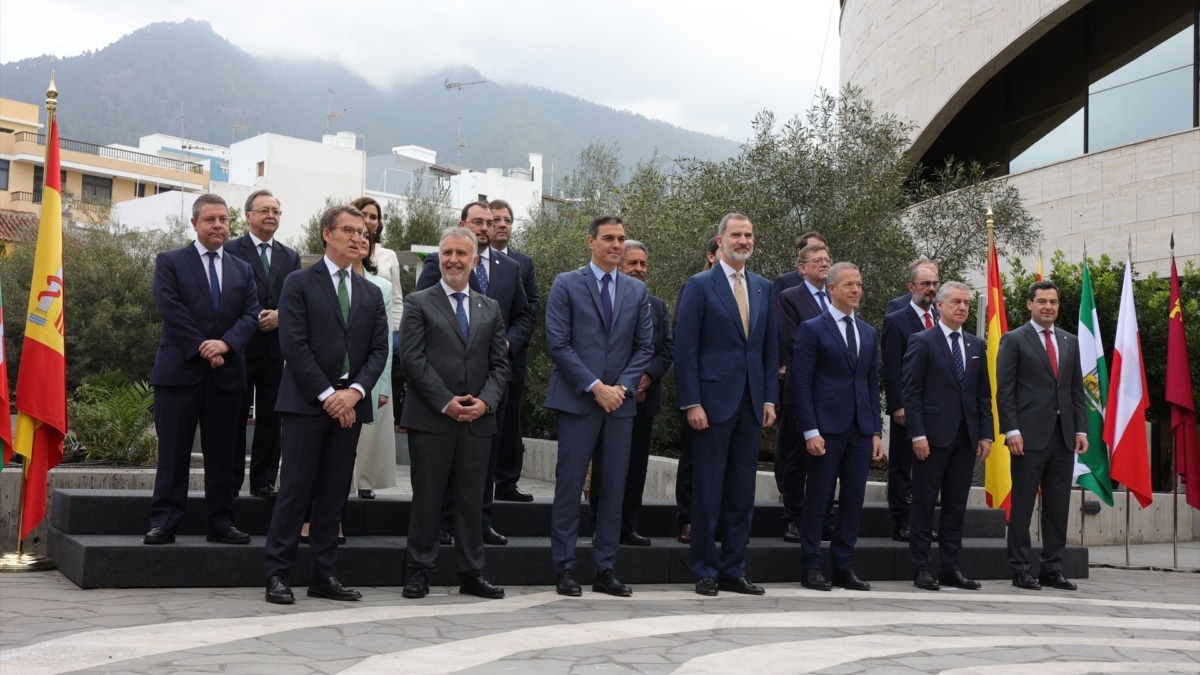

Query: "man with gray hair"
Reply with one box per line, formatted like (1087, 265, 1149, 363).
(400, 227, 510, 600)
(589, 239, 674, 546)
(900, 280, 992, 591)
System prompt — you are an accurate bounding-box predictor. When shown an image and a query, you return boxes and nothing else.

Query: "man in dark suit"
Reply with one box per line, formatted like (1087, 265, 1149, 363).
(901, 281, 992, 591)
(672, 237, 719, 544)
(885, 259, 939, 316)
(544, 215, 653, 597)
(775, 242, 832, 543)
(772, 231, 825, 297)
(792, 262, 883, 592)
(675, 213, 778, 597)
(400, 227, 510, 600)
(488, 199, 539, 503)
(262, 205, 389, 605)
(997, 280, 1089, 591)
(417, 201, 533, 546)
(144, 194, 260, 546)
(589, 240, 674, 546)
(224, 189, 301, 499)
(879, 259, 940, 542)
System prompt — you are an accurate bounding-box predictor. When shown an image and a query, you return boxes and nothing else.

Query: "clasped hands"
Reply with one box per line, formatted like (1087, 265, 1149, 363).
(445, 395, 487, 422)
(198, 339, 229, 369)
(323, 388, 363, 428)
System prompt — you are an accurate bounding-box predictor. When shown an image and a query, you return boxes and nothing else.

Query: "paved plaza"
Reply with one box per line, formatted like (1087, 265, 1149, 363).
(1, 540, 1196, 674)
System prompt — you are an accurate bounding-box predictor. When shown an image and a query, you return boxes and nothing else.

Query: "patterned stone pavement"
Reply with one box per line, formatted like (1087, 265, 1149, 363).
(1, 543, 1197, 674)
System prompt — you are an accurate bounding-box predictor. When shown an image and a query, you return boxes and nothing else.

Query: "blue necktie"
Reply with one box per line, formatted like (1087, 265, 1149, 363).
(816, 290, 828, 312)
(600, 273, 613, 329)
(951, 331, 965, 386)
(843, 315, 857, 371)
(452, 292, 469, 342)
(206, 251, 220, 310)
(475, 257, 489, 296)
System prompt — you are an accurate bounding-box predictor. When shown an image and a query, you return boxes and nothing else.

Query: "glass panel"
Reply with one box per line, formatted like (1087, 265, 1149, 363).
(1010, 107, 1085, 174)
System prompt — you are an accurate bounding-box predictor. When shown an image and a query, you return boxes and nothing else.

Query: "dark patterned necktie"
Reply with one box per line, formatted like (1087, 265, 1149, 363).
(951, 331, 965, 386)
(1044, 328, 1058, 379)
(475, 257, 489, 295)
(843, 316, 857, 370)
(452, 292, 469, 341)
(258, 242, 270, 276)
(600, 273, 613, 329)
(206, 252, 220, 310)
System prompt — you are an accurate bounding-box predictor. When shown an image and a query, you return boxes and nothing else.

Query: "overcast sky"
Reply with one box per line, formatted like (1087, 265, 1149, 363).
(0, 0, 841, 142)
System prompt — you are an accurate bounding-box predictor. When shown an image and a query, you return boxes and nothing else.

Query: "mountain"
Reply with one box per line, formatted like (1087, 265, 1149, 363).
(0, 20, 739, 181)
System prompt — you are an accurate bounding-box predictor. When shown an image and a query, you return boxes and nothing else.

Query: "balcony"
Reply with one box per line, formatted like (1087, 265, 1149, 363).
(12, 132, 205, 174)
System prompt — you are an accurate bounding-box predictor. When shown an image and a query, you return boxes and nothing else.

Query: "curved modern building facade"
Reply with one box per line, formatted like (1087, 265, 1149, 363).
(841, 0, 1199, 273)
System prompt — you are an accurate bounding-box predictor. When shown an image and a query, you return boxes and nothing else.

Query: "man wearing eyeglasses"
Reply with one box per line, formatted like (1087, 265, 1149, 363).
(263, 205, 389, 604)
(224, 189, 301, 500)
(416, 201, 534, 547)
(775, 242, 835, 544)
(881, 259, 941, 543)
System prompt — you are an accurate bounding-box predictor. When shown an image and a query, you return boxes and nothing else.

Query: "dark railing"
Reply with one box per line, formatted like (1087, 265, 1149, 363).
(12, 132, 205, 174)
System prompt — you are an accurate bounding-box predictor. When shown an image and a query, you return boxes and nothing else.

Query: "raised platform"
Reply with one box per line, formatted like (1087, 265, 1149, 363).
(47, 489, 1088, 588)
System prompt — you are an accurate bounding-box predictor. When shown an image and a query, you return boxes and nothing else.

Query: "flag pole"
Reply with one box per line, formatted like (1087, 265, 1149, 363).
(1124, 234, 1131, 569)
(0, 73, 59, 573)
(1170, 231, 1178, 571)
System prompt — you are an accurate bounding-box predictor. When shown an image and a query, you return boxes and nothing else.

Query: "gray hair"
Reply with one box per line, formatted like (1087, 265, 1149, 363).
(936, 280, 971, 304)
(439, 226, 477, 249)
(716, 212, 750, 237)
(827, 261, 859, 287)
(191, 193, 227, 219)
(624, 239, 648, 256)
(908, 258, 939, 283)
(244, 189, 277, 214)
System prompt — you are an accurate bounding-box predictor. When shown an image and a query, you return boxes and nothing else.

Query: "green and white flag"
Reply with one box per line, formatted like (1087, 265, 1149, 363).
(1075, 261, 1113, 505)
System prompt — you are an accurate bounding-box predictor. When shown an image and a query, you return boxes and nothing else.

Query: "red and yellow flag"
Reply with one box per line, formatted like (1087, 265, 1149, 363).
(13, 117, 67, 539)
(984, 230, 1011, 517)
(1166, 255, 1199, 511)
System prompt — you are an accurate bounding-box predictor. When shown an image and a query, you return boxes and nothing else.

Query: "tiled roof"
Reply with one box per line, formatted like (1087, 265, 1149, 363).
(0, 209, 38, 242)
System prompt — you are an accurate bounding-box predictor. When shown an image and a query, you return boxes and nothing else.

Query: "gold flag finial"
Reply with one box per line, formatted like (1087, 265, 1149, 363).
(46, 71, 58, 113)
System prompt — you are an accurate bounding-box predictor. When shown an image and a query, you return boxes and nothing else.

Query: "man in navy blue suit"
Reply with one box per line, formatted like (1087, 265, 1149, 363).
(588, 239, 674, 546)
(224, 189, 301, 499)
(901, 281, 992, 591)
(792, 262, 883, 591)
(544, 215, 653, 597)
(879, 259, 940, 542)
(263, 205, 389, 604)
(675, 213, 778, 597)
(885, 259, 939, 315)
(772, 231, 826, 297)
(417, 201, 533, 546)
(144, 193, 260, 546)
(775, 242, 833, 543)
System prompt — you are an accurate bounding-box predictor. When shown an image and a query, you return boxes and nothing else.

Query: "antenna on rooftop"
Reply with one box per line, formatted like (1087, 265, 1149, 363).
(444, 77, 487, 165)
(325, 85, 355, 134)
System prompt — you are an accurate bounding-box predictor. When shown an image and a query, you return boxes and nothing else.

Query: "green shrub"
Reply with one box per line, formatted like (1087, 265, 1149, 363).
(65, 374, 157, 466)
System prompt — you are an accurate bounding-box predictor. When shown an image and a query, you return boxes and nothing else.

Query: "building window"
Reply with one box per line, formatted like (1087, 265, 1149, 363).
(32, 167, 67, 203)
(0, 159, 8, 191)
(81, 174, 113, 202)
(256, 161, 265, 178)
(136, 183, 146, 198)
(477, 193, 487, 202)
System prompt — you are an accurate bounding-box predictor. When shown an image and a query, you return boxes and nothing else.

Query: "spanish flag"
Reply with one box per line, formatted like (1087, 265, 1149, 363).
(13, 117, 67, 540)
(983, 230, 1011, 517)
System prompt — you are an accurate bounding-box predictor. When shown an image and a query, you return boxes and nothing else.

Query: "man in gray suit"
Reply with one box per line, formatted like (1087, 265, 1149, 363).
(400, 227, 510, 600)
(996, 280, 1089, 591)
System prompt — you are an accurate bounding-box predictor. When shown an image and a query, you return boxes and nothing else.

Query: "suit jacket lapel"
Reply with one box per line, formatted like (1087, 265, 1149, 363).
(582, 267, 608, 330)
(244, 237, 269, 290)
(610, 271, 626, 327)
(747, 273, 762, 338)
(186, 247, 216, 318)
(821, 313, 855, 370)
(710, 267, 745, 341)
(935, 329, 963, 390)
(315, 264, 346, 330)
(466, 290, 486, 350)
(800, 285, 821, 318)
(1020, 323, 1056, 380)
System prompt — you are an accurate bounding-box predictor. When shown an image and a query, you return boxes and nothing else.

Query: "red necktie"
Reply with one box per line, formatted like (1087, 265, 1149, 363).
(1043, 328, 1058, 379)
(923, 312, 933, 329)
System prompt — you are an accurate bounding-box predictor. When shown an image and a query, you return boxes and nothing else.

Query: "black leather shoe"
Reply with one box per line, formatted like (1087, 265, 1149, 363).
(1012, 571, 1042, 590)
(783, 522, 801, 543)
(1038, 571, 1077, 590)
(832, 568, 871, 591)
(940, 570, 981, 590)
(143, 527, 175, 545)
(801, 569, 833, 591)
(206, 527, 251, 545)
(892, 526, 910, 542)
(914, 569, 940, 591)
(403, 570, 430, 599)
(677, 524, 692, 543)
(718, 577, 765, 595)
(494, 486, 534, 502)
(557, 570, 582, 597)
(482, 526, 508, 546)
(620, 531, 652, 546)
(252, 485, 278, 499)
(592, 569, 632, 596)
(307, 576, 361, 601)
(695, 577, 718, 596)
(439, 530, 453, 546)
(357, 489, 375, 499)
(265, 575, 294, 604)
(459, 574, 505, 599)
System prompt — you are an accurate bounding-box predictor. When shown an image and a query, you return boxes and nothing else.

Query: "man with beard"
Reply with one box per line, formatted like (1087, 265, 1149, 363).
(675, 213, 778, 597)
